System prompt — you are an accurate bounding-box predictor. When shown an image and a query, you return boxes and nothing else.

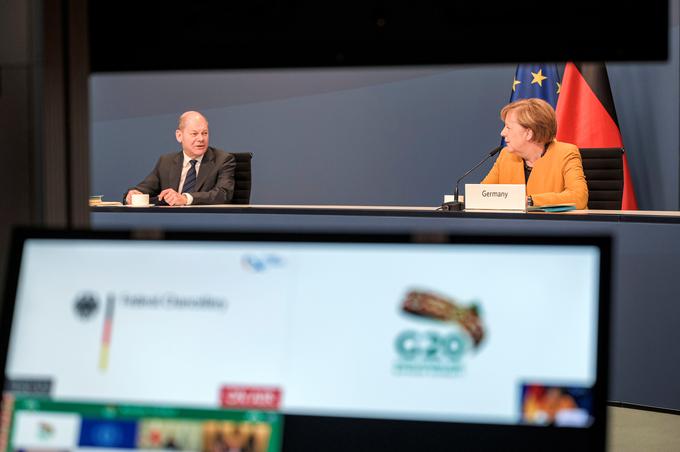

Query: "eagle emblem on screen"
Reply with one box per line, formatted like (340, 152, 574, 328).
(74, 292, 100, 320)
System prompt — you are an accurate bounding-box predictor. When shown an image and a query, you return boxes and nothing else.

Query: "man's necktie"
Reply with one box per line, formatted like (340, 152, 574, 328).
(182, 160, 198, 193)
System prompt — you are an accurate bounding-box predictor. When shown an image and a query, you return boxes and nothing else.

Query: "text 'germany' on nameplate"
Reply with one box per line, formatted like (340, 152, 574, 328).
(464, 184, 526, 211)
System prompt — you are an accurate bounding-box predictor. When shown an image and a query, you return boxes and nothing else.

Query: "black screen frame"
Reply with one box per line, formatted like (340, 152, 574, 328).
(88, 0, 669, 71)
(1, 228, 612, 452)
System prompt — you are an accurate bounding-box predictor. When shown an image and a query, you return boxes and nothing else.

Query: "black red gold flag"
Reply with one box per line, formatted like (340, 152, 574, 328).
(556, 62, 638, 210)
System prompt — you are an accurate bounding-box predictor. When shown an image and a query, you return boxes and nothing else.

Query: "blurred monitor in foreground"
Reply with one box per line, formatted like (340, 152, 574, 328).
(0, 230, 611, 451)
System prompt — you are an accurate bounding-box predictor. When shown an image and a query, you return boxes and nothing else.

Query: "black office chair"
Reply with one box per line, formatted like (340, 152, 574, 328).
(579, 148, 623, 210)
(231, 152, 253, 204)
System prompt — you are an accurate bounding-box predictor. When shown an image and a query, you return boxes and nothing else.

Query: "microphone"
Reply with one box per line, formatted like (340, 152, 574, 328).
(440, 145, 503, 211)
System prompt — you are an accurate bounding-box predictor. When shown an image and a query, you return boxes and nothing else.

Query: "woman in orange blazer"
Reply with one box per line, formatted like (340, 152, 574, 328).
(481, 98, 588, 209)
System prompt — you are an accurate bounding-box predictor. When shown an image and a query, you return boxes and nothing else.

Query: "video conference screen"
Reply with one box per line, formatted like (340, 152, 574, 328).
(0, 231, 609, 451)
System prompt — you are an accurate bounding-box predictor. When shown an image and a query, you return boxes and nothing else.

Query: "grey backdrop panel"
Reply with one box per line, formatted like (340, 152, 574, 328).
(91, 66, 510, 206)
(90, 25, 680, 210)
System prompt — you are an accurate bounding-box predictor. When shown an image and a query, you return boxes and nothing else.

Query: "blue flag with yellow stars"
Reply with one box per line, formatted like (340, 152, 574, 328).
(501, 64, 561, 146)
(508, 63, 561, 108)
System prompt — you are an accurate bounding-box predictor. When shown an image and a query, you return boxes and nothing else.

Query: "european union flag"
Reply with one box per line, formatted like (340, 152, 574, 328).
(508, 63, 561, 108)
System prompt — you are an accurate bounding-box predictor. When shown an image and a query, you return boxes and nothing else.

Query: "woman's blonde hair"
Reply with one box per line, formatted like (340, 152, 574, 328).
(501, 98, 557, 144)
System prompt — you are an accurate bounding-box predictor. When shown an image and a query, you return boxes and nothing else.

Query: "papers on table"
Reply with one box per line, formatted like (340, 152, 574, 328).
(527, 204, 577, 212)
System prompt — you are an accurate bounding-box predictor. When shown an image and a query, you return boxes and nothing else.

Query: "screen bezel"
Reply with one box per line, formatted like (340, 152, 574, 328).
(0, 228, 611, 452)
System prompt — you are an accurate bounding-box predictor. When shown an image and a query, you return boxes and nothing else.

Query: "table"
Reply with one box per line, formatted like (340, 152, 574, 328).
(92, 205, 680, 411)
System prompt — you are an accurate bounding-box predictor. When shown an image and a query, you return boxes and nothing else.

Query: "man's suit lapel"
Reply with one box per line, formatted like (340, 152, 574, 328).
(169, 152, 183, 191)
(195, 147, 214, 191)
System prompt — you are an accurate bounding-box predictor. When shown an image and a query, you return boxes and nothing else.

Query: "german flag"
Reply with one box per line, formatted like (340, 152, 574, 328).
(556, 62, 638, 210)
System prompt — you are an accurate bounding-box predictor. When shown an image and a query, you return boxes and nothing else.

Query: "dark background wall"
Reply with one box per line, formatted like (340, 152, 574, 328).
(0, 0, 90, 322)
(0, 0, 36, 293)
(90, 12, 679, 210)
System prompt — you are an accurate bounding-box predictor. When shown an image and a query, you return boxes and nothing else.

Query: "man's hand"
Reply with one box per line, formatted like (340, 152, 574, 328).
(158, 188, 188, 206)
(125, 189, 143, 205)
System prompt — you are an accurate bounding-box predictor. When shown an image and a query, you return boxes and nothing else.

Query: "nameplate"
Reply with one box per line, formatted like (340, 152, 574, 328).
(464, 184, 526, 211)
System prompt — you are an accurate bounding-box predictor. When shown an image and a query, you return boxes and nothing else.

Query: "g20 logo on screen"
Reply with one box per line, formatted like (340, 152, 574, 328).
(395, 330, 468, 362)
(392, 290, 486, 377)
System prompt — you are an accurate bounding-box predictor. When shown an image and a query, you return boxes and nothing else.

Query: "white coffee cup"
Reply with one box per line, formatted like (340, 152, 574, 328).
(131, 193, 150, 206)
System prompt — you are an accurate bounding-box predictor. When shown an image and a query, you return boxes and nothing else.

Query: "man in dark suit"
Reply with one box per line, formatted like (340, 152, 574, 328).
(125, 111, 236, 205)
